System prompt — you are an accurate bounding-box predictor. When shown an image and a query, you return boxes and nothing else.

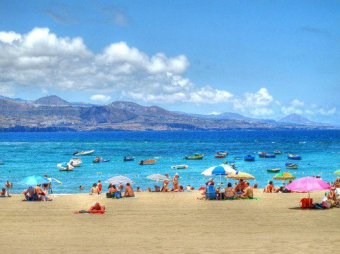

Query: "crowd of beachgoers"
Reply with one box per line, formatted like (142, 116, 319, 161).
(1, 173, 340, 210)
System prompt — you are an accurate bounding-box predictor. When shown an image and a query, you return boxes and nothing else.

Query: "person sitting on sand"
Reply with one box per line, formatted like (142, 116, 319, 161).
(1, 188, 8, 197)
(35, 184, 45, 200)
(225, 183, 236, 199)
(253, 183, 258, 189)
(235, 179, 246, 194)
(118, 184, 124, 193)
(178, 186, 184, 192)
(136, 187, 142, 192)
(90, 183, 99, 195)
(108, 184, 117, 194)
(173, 173, 180, 191)
(240, 182, 253, 199)
(264, 181, 275, 193)
(326, 187, 337, 207)
(161, 174, 170, 192)
(23, 186, 36, 201)
(124, 183, 135, 197)
(334, 178, 340, 188)
(147, 187, 152, 192)
(154, 185, 161, 192)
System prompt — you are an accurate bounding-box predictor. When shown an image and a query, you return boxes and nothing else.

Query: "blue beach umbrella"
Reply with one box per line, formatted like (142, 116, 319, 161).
(201, 165, 236, 186)
(22, 176, 49, 186)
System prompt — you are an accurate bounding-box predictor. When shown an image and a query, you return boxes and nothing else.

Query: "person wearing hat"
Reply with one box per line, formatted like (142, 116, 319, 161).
(173, 173, 179, 191)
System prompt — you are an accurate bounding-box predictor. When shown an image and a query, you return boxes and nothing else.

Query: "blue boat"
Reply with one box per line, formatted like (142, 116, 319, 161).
(244, 155, 255, 161)
(288, 154, 302, 160)
(265, 154, 276, 158)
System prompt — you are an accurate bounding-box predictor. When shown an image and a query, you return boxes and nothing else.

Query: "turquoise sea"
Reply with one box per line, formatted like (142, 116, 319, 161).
(0, 130, 339, 193)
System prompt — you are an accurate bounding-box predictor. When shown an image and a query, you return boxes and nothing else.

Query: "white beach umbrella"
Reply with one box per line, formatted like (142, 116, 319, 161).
(106, 175, 134, 185)
(147, 174, 169, 182)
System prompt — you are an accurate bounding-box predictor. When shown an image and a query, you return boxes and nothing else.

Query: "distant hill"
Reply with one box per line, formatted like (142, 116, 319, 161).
(279, 113, 321, 126)
(34, 95, 70, 106)
(0, 95, 336, 131)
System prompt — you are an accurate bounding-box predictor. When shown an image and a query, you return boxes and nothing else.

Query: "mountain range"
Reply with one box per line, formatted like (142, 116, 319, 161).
(0, 95, 335, 131)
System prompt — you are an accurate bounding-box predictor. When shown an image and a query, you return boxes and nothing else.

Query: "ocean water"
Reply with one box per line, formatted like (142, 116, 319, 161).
(0, 130, 339, 193)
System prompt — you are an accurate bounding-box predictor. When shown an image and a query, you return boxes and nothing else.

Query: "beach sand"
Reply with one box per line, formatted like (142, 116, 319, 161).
(0, 190, 339, 254)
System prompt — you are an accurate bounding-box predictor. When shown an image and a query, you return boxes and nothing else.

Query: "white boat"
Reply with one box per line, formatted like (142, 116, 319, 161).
(73, 150, 95, 156)
(57, 163, 74, 171)
(171, 164, 189, 170)
(69, 158, 82, 167)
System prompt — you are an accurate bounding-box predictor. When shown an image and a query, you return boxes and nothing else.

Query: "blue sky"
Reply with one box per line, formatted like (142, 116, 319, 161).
(0, 0, 339, 123)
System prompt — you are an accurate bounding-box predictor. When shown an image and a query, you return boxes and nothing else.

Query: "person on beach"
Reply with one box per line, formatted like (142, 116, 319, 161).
(206, 178, 214, 186)
(1, 188, 8, 197)
(97, 180, 102, 194)
(235, 179, 246, 194)
(76, 203, 106, 214)
(225, 182, 236, 199)
(79, 185, 84, 191)
(5, 181, 12, 196)
(240, 182, 253, 199)
(90, 183, 99, 195)
(264, 181, 275, 193)
(334, 178, 340, 188)
(124, 183, 135, 197)
(44, 175, 53, 194)
(173, 173, 179, 191)
(108, 184, 117, 194)
(22, 186, 36, 201)
(136, 187, 142, 192)
(161, 174, 170, 192)
(326, 187, 337, 207)
(154, 185, 161, 192)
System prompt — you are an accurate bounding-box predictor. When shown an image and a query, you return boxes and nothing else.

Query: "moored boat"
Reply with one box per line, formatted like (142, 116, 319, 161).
(287, 154, 302, 160)
(123, 156, 135, 162)
(171, 164, 189, 170)
(267, 168, 281, 173)
(258, 152, 267, 158)
(265, 154, 276, 158)
(57, 162, 74, 171)
(93, 157, 110, 163)
(285, 162, 298, 169)
(184, 153, 204, 160)
(215, 151, 228, 158)
(73, 150, 95, 156)
(244, 155, 255, 161)
(69, 158, 82, 167)
(139, 159, 156, 165)
(274, 150, 282, 155)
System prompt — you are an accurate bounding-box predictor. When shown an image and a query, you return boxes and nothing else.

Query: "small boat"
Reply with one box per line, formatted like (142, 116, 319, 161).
(287, 154, 302, 160)
(274, 150, 282, 155)
(57, 162, 74, 171)
(123, 156, 135, 162)
(185, 153, 204, 160)
(73, 150, 95, 156)
(267, 168, 281, 173)
(139, 159, 156, 165)
(171, 164, 189, 170)
(265, 154, 276, 158)
(93, 157, 110, 163)
(244, 155, 255, 161)
(285, 163, 298, 169)
(69, 158, 82, 167)
(215, 151, 228, 158)
(233, 157, 242, 160)
(258, 152, 267, 158)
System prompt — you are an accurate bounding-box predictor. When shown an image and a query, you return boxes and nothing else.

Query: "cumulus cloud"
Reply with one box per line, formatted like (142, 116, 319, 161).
(232, 88, 275, 116)
(0, 27, 232, 104)
(90, 94, 112, 103)
(281, 99, 304, 115)
(281, 99, 336, 117)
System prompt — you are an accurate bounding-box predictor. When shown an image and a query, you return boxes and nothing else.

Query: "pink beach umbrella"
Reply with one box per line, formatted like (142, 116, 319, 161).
(286, 176, 331, 198)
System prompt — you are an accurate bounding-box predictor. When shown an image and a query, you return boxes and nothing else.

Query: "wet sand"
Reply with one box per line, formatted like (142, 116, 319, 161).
(0, 190, 339, 254)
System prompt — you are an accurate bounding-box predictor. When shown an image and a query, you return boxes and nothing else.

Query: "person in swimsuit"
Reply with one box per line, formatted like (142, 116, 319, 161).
(97, 180, 102, 194)
(264, 181, 275, 193)
(173, 173, 179, 191)
(240, 182, 253, 199)
(161, 174, 170, 192)
(90, 183, 99, 195)
(225, 182, 236, 199)
(235, 179, 246, 194)
(125, 183, 135, 197)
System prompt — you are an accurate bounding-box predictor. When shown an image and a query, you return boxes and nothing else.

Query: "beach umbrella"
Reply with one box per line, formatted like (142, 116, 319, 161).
(273, 172, 295, 181)
(22, 176, 49, 186)
(226, 172, 255, 180)
(334, 170, 340, 175)
(286, 177, 331, 193)
(147, 174, 169, 182)
(201, 164, 236, 176)
(106, 175, 134, 185)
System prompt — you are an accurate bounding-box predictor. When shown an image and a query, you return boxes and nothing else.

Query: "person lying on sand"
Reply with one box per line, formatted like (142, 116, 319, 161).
(76, 203, 106, 214)
(124, 183, 135, 197)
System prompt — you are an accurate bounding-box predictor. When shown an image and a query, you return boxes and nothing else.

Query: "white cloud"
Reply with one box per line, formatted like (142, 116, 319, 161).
(232, 88, 275, 117)
(281, 99, 305, 115)
(90, 94, 112, 103)
(0, 27, 232, 104)
(281, 99, 336, 117)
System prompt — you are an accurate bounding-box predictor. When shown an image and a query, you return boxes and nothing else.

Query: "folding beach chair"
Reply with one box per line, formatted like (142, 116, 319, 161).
(205, 185, 216, 200)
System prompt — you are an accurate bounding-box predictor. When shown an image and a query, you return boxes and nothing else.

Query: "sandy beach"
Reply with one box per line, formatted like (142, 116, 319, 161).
(0, 190, 339, 254)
